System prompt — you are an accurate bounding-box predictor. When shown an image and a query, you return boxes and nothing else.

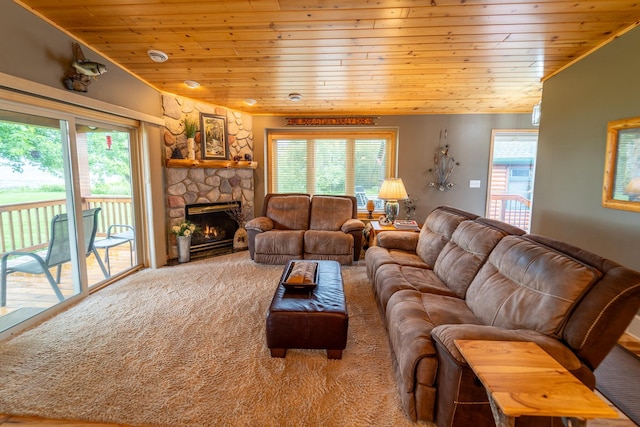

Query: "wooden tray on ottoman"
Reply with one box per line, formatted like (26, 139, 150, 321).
(266, 260, 348, 359)
(280, 260, 319, 291)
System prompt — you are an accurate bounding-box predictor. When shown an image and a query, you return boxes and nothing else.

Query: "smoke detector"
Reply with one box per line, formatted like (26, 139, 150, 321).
(288, 93, 302, 102)
(147, 49, 169, 63)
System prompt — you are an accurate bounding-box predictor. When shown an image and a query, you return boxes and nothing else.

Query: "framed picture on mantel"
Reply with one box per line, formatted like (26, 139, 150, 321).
(200, 113, 228, 160)
(602, 116, 640, 213)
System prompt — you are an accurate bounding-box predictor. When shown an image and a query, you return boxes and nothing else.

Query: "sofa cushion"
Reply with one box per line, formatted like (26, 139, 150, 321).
(377, 231, 420, 251)
(415, 207, 477, 268)
(375, 264, 457, 313)
(365, 246, 428, 287)
(255, 230, 305, 257)
(466, 236, 601, 338)
(304, 230, 353, 256)
(265, 195, 310, 230)
(524, 234, 640, 369)
(386, 290, 480, 392)
(309, 196, 354, 231)
(433, 220, 510, 298)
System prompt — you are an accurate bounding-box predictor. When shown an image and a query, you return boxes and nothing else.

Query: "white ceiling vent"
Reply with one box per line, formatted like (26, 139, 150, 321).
(147, 49, 169, 63)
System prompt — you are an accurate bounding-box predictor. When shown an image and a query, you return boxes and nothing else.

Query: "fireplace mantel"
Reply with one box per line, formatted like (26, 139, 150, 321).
(165, 159, 258, 169)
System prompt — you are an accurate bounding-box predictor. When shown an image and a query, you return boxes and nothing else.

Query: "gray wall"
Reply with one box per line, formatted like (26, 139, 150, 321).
(532, 26, 640, 271)
(0, 1, 161, 117)
(253, 113, 534, 219)
(0, 1, 167, 267)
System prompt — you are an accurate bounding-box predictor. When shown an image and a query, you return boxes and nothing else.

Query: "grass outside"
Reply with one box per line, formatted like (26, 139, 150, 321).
(0, 191, 67, 252)
(0, 191, 66, 205)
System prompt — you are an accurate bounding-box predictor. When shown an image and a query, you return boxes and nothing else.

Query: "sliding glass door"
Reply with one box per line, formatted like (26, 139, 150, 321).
(0, 109, 80, 330)
(0, 108, 140, 332)
(75, 122, 137, 287)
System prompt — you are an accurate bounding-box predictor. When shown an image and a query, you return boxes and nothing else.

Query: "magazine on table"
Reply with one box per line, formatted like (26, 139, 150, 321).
(393, 220, 420, 231)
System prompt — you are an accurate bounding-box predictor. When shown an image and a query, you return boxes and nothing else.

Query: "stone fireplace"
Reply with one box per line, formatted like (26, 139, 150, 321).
(165, 166, 254, 259)
(185, 201, 240, 253)
(162, 94, 255, 260)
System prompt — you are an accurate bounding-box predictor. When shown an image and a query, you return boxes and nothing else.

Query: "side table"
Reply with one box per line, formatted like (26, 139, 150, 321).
(454, 340, 618, 427)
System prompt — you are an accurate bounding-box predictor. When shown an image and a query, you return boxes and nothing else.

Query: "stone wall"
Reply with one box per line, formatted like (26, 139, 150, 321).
(162, 93, 254, 258)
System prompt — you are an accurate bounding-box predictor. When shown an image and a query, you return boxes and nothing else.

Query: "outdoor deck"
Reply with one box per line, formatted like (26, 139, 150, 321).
(0, 244, 135, 317)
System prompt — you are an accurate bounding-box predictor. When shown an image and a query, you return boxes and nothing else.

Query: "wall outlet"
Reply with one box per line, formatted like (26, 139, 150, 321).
(469, 180, 481, 188)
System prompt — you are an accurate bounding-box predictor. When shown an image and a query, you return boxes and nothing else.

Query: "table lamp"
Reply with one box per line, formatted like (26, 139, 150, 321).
(366, 199, 376, 218)
(378, 178, 408, 223)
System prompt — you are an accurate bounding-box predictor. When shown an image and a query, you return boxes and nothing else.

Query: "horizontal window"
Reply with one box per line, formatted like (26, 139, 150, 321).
(267, 129, 398, 212)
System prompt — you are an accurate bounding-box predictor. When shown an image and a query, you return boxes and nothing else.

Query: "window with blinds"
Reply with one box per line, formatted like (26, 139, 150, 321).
(267, 129, 398, 212)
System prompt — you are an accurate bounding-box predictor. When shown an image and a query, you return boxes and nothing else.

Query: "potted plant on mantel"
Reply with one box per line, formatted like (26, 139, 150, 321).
(183, 117, 198, 160)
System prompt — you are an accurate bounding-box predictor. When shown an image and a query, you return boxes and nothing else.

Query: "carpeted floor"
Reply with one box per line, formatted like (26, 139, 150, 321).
(0, 252, 429, 427)
(595, 344, 640, 426)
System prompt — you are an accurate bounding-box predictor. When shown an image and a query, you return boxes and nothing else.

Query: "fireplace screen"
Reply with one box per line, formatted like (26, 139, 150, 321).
(185, 201, 240, 253)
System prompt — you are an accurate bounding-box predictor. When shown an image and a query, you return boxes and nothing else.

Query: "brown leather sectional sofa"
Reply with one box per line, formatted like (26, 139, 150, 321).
(365, 206, 640, 427)
(246, 193, 365, 265)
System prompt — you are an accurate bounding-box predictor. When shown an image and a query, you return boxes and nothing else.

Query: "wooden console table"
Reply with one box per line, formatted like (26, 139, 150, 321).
(454, 340, 618, 427)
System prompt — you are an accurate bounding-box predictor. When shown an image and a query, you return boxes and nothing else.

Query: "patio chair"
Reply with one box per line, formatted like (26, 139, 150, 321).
(1, 207, 108, 306)
(93, 224, 135, 276)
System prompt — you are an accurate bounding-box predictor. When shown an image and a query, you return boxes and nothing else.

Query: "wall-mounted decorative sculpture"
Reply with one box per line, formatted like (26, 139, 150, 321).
(428, 129, 460, 191)
(63, 43, 107, 92)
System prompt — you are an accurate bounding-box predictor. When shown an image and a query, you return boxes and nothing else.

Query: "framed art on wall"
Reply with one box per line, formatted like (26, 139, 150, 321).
(602, 116, 640, 213)
(200, 113, 228, 160)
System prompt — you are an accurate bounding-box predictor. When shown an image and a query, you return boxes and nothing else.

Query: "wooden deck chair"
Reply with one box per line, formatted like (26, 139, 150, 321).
(0, 207, 108, 306)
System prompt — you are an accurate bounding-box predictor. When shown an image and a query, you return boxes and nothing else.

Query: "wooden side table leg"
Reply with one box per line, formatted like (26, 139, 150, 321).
(487, 392, 515, 427)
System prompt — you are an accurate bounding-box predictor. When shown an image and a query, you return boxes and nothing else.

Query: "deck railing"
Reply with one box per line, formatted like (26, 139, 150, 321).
(0, 197, 132, 255)
(487, 194, 532, 232)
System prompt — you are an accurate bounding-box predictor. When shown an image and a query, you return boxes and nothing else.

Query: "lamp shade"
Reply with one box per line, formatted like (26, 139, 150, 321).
(378, 178, 408, 201)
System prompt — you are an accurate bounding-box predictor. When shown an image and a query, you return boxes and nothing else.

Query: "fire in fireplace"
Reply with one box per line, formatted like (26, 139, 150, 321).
(185, 201, 240, 253)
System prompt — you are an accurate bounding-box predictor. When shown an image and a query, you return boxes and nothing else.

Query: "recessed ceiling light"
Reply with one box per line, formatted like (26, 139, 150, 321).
(147, 49, 168, 63)
(184, 80, 200, 89)
(288, 93, 302, 102)
(244, 98, 257, 106)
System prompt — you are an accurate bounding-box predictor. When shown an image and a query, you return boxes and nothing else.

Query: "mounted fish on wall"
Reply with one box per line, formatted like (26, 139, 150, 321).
(63, 43, 107, 92)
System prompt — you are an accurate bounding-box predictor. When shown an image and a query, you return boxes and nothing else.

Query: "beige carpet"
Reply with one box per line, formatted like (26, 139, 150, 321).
(0, 252, 429, 427)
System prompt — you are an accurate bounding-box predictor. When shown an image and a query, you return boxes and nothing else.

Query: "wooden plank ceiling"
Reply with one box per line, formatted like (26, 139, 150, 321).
(15, 0, 640, 116)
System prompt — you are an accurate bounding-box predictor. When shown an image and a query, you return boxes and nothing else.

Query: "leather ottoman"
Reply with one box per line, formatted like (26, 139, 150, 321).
(266, 260, 348, 359)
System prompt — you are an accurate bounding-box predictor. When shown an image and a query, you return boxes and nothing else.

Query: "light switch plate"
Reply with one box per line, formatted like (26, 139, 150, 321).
(469, 180, 481, 188)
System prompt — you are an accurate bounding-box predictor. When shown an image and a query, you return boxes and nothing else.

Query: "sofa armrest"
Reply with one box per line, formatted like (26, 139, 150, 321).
(245, 216, 274, 232)
(341, 218, 365, 234)
(431, 324, 582, 371)
(377, 231, 420, 251)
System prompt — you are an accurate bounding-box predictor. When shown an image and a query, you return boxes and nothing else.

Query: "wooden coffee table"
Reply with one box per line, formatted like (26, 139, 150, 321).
(454, 340, 618, 427)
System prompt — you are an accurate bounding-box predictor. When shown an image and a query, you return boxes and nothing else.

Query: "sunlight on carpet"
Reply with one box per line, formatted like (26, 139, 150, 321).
(0, 252, 431, 427)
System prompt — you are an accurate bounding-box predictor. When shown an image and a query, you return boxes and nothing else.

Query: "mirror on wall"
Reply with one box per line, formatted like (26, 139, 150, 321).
(603, 116, 640, 213)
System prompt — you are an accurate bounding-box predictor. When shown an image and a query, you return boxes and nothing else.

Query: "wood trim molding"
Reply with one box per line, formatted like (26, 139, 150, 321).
(165, 159, 257, 169)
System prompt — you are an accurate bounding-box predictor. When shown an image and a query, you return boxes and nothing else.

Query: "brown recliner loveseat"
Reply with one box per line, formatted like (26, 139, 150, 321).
(366, 205, 640, 427)
(246, 193, 365, 265)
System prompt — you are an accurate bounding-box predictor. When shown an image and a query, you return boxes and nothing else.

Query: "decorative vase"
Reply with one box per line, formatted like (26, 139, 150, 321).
(187, 137, 196, 160)
(233, 226, 248, 251)
(177, 235, 191, 263)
